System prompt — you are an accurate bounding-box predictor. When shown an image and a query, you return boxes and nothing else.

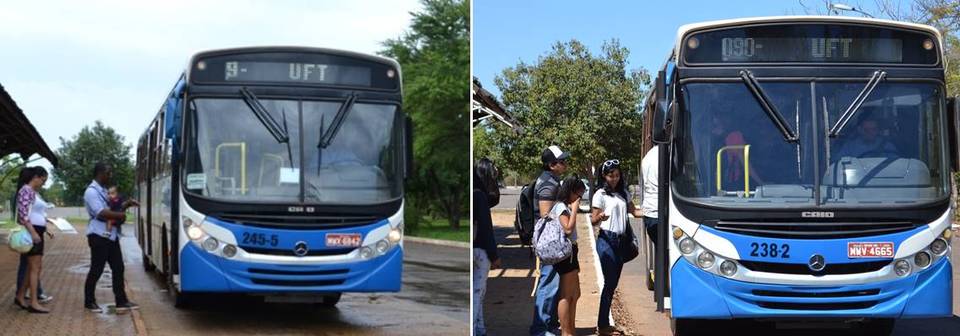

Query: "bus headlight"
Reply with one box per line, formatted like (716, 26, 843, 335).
(719, 260, 738, 277)
(914, 251, 932, 268)
(187, 226, 204, 240)
(895, 259, 911, 276)
(930, 238, 949, 256)
(202, 237, 219, 251)
(388, 226, 403, 243)
(679, 238, 696, 255)
(697, 251, 715, 269)
(376, 239, 390, 254)
(222, 244, 237, 258)
(359, 246, 375, 259)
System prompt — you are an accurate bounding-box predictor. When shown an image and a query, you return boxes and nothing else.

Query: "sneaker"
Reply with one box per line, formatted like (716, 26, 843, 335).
(37, 294, 53, 304)
(85, 302, 103, 313)
(115, 301, 140, 311)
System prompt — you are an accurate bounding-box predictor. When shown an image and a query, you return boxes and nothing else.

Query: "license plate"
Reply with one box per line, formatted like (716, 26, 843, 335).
(847, 242, 894, 258)
(326, 233, 362, 247)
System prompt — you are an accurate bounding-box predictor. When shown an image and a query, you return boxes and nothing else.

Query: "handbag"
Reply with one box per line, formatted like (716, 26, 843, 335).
(8, 207, 34, 253)
(532, 205, 574, 265)
(620, 210, 640, 263)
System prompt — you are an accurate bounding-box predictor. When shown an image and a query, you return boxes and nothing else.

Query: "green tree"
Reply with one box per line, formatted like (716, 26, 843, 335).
(54, 121, 133, 205)
(380, 0, 470, 228)
(478, 39, 650, 182)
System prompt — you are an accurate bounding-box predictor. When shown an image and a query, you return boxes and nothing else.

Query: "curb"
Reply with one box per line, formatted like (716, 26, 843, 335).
(405, 236, 470, 248)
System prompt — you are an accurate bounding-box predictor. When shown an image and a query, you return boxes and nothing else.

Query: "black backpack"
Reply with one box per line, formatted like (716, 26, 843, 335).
(514, 179, 538, 247)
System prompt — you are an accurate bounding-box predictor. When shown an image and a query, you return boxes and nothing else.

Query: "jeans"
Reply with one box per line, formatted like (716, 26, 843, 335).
(596, 230, 624, 328)
(643, 216, 660, 246)
(473, 248, 490, 336)
(16, 253, 44, 297)
(84, 234, 129, 305)
(529, 262, 560, 336)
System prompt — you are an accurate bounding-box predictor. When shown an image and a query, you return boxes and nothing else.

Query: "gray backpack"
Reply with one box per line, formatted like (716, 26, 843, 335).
(532, 205, 573, 265)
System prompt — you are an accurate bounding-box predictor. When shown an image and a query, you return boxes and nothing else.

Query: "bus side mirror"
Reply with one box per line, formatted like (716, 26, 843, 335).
(652, 70, 672, 144)
(404, 116, 414, 179)
(164, 78, 186, 140)
(948, 97, 960, 172)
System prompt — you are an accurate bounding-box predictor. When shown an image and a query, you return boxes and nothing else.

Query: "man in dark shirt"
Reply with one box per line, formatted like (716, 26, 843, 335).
(530, 145, 570, 336)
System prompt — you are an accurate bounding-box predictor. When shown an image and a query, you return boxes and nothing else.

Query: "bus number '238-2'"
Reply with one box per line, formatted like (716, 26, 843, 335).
(242, 232, 279, 247)
(750, 242, 791, 259)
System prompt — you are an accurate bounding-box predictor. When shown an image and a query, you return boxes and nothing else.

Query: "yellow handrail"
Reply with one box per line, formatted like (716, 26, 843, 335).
(215, 142, 247, 194)
(715, 144, 751, 197)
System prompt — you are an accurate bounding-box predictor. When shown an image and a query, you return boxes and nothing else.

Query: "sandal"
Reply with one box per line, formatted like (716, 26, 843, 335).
(598, 326, 625, 336)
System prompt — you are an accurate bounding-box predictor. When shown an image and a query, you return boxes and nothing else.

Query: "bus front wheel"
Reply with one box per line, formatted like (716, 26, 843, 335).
(315, 293, 342, 308)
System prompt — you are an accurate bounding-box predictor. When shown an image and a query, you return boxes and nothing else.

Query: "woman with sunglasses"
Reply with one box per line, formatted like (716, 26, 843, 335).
(591, 159, 642, 335)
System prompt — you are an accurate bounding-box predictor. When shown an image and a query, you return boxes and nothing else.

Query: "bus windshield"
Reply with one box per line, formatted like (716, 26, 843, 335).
(674, 81, 948, 208)
(184, 98, 403, 205)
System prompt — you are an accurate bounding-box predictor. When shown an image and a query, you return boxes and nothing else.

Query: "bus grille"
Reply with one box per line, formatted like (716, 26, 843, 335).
(739, 260, 889, 275)
(250, 279, 346, 287)
(714, 221, 917, 239)
(216, 213, 381, 229)
(241, 246, 355, 257)
(756, 301, 878, 310)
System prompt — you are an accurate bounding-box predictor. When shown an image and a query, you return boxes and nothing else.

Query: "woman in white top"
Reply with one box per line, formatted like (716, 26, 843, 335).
(590, 160, 642, 336)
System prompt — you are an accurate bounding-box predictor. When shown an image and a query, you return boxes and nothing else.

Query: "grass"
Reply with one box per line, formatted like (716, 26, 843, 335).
(407, 217, 469, 242)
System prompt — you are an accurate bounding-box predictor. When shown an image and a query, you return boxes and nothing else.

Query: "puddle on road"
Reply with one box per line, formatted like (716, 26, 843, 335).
(68, 263, 116, 289)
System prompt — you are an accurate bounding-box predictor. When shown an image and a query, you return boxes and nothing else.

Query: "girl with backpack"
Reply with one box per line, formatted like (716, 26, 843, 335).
(591, 159, 643, 335)
(551, 176, 585, 336)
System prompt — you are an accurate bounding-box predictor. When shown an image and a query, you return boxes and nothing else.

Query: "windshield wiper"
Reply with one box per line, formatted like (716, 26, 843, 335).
(740, 70, 798, 142)
(317, 93, 357, 148)
(828, 70, 887, 137)
(239, 87, 289, 143)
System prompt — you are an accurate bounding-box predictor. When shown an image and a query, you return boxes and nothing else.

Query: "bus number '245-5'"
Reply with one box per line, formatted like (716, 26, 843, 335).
(242, 232, 279, 247)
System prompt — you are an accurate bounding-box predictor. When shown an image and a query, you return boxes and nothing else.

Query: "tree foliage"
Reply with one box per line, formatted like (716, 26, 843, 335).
(380, 0, 469, 228)
(54, 121, 133, 205)
(476, 40, 650, 182)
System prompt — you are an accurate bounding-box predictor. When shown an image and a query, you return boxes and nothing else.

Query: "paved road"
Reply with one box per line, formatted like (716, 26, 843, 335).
(618, 218, 960, 335)
(123, 225, 469, 336)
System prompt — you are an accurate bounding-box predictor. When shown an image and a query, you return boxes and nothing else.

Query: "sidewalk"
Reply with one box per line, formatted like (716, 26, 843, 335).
(0, 223, 138, 336)
(483, 210, 602, 335)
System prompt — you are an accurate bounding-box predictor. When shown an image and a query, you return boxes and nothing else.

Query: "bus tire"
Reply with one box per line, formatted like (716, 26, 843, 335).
(142, 251, 155, 272)
(671, 318, 706, 336)
(173, 289, 192, 309)
(315, 293, 342, 308)
(860, 318, 895, 335)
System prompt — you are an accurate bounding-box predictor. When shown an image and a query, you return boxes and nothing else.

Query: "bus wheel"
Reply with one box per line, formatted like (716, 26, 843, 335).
(859, 318, 895, 336)
(671, 318, 707, 336)
(142, 251, 155, 272)
(172, 289, 192, 309)
(315, 293, 342, 308)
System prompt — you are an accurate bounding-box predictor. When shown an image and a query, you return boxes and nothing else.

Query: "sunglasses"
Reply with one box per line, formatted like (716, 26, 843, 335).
(603, 159, 620, 167)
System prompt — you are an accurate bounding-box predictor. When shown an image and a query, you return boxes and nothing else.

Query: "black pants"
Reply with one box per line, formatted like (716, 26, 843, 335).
(84, 234, 128, 305)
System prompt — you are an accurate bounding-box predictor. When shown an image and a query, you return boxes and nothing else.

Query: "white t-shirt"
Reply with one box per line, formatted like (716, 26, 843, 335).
(29, 194, 51, 227)
(549, 202, 577, 241)
(640, 146, 659, 218)
(591, 188, 631, 234)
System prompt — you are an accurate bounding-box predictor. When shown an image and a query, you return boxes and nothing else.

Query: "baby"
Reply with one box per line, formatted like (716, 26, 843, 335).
(106, 186, 125, 234)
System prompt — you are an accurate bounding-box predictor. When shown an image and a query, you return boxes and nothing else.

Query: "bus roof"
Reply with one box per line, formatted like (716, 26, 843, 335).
(673, 16, 943, 56)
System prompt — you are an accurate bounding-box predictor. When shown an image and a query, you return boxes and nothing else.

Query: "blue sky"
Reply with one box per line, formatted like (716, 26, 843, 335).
(0, 0, 421, 171)
(473, 0, 895, 98)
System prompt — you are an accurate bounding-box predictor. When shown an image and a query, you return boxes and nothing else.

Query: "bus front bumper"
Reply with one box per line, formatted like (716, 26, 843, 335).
(179, 242, 402, 293)
(670, 257, 952, 319)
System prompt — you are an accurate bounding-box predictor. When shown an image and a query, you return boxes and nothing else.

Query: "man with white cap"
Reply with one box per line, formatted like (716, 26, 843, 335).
(530, 145, 570, 336)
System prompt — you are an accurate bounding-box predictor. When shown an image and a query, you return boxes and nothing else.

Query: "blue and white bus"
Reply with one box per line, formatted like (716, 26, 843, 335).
(135, 47, 412, 307)
(643, 17, 958, 334)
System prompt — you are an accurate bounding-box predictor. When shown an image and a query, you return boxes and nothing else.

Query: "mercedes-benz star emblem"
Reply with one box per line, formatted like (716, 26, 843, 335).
(293, 241, 309, 257)
(808, 254, 826, 272)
